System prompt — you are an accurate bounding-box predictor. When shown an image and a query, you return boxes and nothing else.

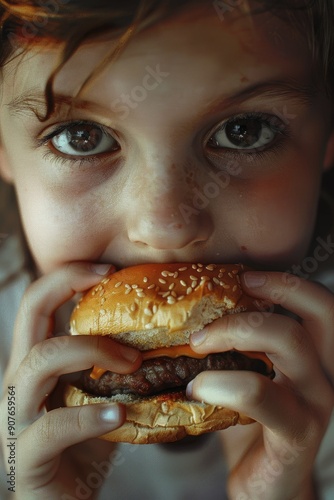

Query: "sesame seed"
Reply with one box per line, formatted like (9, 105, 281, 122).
(162, 291, 170, 298)
(137, 292, 146, 298)
(178, 266, 188, 271)
(180, 280, 187, 287)
(143, 277, 148, 283)
(228, 272, 233, 278)
(167, 296, 176, 304)
(206, 264, 215, 271)
(192, 264, 197, 269)
(207, 282, 213, 291)
(232, 269, 238, 274)
(177, 295, 185, 301)
(191, 280, 197, 288)
(159, 278, 167, 284)
(190, 275, 197, 281)
(218, 273, 224, 279)
(219, 281, 225, 287)
(213, 277, 220, 285)
(131, 284, 138, 289)
(145, 322, 154, 329)
(144, 307, 153, 316)
(101, 278, 110, 284)
(161, 270, 169, 277)
(169, 283, 175, 290)
(197, 263, 203, 267)
(167, 271, 175, 277)
(223, 284, 231, 289)
(152, 305, 158, 314)
(136, 288, 144, 293)
(125, 284, 131, 289)
(232, 285, 238, 292)
(219, 268, 226, 273)
(196, 267, 203, 272)
(186, 287, 193, 295)
(92, 290, 96, 296)
(147, 284, 155, 290)
(125, 288, 132, 295)
(200, 275, 210, 281)
(130, 304, 137, 312)
(115, 281, 123, 288)
(171, 291, 177, 298)
(101, 297, 106, 304)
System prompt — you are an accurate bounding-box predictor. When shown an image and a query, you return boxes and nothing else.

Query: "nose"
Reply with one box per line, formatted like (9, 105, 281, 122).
(125, 160, 213, 251)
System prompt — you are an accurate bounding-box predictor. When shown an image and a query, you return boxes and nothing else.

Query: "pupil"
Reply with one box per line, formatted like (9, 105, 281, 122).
(68, 125, 102, 152)
(225, 118, 262, 147)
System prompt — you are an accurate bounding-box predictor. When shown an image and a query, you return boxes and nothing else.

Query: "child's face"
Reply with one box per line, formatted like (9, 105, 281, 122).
(0, 4, 333, 273)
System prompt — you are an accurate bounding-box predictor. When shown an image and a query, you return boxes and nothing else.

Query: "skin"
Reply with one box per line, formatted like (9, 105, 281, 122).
(0, 3, 334, 498)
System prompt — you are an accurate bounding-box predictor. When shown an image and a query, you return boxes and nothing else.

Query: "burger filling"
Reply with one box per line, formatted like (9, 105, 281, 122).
(81, 351, 274, 398)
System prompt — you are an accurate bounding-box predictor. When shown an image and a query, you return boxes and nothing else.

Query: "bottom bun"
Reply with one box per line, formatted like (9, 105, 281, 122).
(64, 384, 254, 444)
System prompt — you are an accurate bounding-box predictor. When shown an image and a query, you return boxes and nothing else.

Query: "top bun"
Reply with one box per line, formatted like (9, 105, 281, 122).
(70, 263, 258, 350)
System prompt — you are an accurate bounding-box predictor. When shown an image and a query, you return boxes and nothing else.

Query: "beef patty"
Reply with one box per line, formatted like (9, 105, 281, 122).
(81, 351, 274, 398)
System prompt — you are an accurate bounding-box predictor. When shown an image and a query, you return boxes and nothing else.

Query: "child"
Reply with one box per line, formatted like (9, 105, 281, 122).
(0, 0, 334, 498)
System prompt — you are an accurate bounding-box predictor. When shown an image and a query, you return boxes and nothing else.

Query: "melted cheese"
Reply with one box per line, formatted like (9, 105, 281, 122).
(89, 346, 272, 380)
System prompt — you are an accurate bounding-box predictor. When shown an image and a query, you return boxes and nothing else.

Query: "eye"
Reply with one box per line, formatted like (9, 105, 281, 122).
(50, 122, 120, 156)
(207, 113, 282, 151)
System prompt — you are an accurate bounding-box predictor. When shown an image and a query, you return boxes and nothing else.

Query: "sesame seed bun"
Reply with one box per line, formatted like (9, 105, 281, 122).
(64, 263, 273, 444)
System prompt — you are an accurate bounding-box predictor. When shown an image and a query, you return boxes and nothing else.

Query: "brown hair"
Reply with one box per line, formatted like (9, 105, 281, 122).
(0, 0, 333, 119)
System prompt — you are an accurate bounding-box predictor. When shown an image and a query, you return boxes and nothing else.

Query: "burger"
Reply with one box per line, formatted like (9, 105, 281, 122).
(64, 263, 274, 444)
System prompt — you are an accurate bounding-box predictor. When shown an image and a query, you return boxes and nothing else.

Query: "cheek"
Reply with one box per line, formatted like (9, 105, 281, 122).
(232, 170, 321, 266)
(16, 182, 107, 271)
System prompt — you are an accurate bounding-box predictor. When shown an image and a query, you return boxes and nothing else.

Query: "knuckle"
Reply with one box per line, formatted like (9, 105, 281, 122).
(282, 320, 306, 357)
(241, 373, 269, 408)
(37, 413, 56, 445)
(75, 406, 88, 434)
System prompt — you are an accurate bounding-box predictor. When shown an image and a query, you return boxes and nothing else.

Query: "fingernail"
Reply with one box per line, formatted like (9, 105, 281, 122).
(186, 380, 194, 399)
(99, 404, 122, 424)
(119, 345, 140, 363)
(243, 272, 267, 288)
(191, 329, 206, 347)
(90, 263, 114, 276)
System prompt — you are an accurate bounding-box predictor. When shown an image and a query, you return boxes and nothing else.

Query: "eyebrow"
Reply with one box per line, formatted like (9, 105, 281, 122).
(6, 89, 99, 118)
(204, 78, 317, 111)
(6, 78, 317, 119)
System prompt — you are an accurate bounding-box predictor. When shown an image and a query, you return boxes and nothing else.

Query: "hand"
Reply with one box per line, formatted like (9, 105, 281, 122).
(0, 262, 142, 499)
(187, 271, 334, 500)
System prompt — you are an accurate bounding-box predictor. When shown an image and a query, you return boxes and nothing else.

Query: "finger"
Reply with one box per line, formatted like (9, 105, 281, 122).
(187, 370, 333, 441)
(241, 271, 334, 338)
(241, 270, 334, 380)
(17, 403, 125, 475)
(190, 312, 327, 401)
(5, 262, 115, 382)
(14, 335, 141, 424)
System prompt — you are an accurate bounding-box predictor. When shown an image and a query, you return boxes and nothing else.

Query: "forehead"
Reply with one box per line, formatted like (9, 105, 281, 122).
(2, 3, 314, 114)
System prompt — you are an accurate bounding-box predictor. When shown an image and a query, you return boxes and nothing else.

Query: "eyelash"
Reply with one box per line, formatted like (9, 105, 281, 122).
(37, 120, 116, 167)
(37, 112, 290, 167)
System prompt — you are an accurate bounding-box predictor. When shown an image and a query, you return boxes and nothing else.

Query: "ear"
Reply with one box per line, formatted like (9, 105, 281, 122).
(323, 129, 334, 172)
(0, 147, 13, 183)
